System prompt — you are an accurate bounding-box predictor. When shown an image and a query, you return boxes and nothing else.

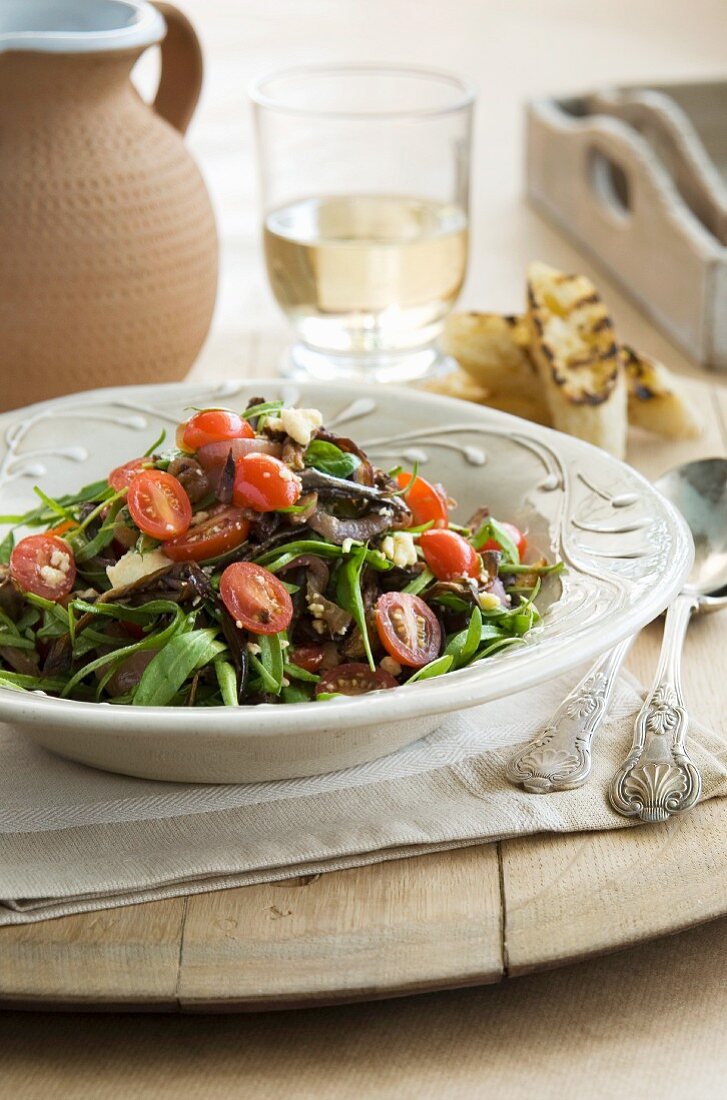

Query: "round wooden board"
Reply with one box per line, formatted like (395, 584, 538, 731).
(1, 797, 726, 1012)
(1, 377, 725, 1012)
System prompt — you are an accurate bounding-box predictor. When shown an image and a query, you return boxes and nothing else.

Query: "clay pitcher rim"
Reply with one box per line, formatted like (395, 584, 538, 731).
(0, 0, 165, 54)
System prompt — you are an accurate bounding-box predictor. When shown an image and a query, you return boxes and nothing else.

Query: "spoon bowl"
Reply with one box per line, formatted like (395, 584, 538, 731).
(656, 457, 727, 602)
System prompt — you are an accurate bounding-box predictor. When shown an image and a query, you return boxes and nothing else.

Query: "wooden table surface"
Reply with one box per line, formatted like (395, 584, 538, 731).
(2, 0, 727, 1096)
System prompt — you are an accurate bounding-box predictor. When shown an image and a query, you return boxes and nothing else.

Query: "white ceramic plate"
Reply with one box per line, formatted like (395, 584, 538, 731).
(0, 379, 692, 782)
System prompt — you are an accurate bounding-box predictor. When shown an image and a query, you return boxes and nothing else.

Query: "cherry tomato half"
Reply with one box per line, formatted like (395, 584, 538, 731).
(108, 457, 150, 492)
(219, 561, 293, 635)
(232, 453, 302, 512)
(163, 507, 251, 562)
(396, 472, 449, 528)
(127, 469, 192, 541)
(480, 521, 527, 560)
(419, 528, 480, 581)
(289, 644, 327, 674)
(315, 663, 398, 697)
(179, 410, 254, 453)
(375, 591, 442, 669)
(10, 534, 76, 601)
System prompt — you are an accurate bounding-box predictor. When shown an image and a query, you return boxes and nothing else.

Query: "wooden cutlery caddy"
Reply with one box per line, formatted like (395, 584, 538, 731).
(526, 80, 727, 371)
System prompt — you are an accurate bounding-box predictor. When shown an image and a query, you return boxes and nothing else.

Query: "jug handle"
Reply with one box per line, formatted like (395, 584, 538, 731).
(151, 2, 203, 136)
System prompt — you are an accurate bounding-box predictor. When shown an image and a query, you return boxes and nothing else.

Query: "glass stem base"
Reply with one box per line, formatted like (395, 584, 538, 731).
(281, 342, 454, 384)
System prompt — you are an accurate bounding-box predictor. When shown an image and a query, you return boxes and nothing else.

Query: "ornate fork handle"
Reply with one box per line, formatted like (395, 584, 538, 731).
(507, 637, 633, 793)
(610, 592, 702, 823)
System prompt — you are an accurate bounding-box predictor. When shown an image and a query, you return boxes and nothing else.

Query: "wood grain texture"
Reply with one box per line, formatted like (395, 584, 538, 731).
(178, 847, 502, 1009)
(502, 800, 727, 974)
(1, 919, 726, 1100)
(0, 898, 186, 1008)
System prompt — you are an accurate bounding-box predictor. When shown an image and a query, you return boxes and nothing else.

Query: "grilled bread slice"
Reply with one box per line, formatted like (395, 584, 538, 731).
(441, 312, 538, 401)
(440, 312, 551, 422)
(526, 261, 627, 458)
(621, 345, 702, 440)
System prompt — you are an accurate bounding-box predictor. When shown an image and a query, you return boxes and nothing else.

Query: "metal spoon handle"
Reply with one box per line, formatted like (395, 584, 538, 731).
(507, 636, 633, 793)
(609, 592, 702, 822)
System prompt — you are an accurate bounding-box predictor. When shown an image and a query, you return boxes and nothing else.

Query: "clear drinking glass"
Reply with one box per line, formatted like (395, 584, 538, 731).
(251, 65, 474, 383)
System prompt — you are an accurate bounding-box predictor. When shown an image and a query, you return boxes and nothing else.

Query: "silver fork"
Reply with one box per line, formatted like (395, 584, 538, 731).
(506, 637, 633, 793)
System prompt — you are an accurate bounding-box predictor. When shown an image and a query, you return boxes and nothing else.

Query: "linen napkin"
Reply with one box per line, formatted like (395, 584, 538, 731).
(1, 668, 725, 925)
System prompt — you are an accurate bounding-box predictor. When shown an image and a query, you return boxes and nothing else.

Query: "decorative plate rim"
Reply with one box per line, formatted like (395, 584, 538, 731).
(0, 378, 693, 738)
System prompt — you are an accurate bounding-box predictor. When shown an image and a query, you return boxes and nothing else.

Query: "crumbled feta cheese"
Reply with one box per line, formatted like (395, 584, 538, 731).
(246, 641, 261, 655)
(380, 531, 418, 569)
(380, 656, 402, 677)
(190, 511, 208, 527)
(265, 416, 284, 433)
(106, 549, 171, 588)
(341, 538, 355, 555)
(279, 407, 323, 447)
(479, 592, 501, 611)
(39, 564, 68, 588)
(49, 548, 71, 574)
(307, 600, 326, 618)
(312, 619, 326, 635)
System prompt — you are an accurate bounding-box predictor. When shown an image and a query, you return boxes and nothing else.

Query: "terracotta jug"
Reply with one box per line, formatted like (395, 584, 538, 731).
(0, 0, 218, 410)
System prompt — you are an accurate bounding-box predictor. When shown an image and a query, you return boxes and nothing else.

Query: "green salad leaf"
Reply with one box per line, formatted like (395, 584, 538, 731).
(256, 632, 285, 695)
(472, 517, 520, 563)
(336, 545, 375, 671)
(444, 606, 483, 669)
(407, 654, 454, 683)
(305, 439, 359, 479)
(0, 530, 14, 564)
(214, 658, 239, 707)
(133, 628, 226, 706)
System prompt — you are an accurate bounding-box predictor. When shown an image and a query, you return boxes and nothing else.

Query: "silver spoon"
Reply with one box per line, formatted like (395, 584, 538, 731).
(610, 457, 727, 822)
(507, 457, 727, 800)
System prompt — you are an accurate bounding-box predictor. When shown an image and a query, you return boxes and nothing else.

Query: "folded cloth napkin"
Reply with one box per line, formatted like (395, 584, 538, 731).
(1, 668, 725, 925)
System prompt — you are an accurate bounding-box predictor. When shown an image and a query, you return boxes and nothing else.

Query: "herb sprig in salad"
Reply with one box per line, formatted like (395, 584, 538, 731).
(0, 398, 562, 706)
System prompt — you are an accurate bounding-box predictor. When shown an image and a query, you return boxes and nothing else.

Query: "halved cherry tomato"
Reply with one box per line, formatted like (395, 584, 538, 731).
(163, 506, 251, 562)
(419, 528, 480, 581)
(480, 521, 527, 559)
(232, 453, 302, 512)
(396, 472, 449, 528)
(127, 469, 192, 540)
(179, 410, 254, 453)
(375, 591, 442, 669)
(219, 561, 293, 635)
(289, 644, 327, 674)
(108, 457, 149, 492)
(10, 534, 76, 601)
(315, 663, 398, 697)
(46, 519, 78, 537)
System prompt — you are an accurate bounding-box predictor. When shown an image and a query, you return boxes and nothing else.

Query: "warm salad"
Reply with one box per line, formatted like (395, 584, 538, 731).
(0, 398, 561, 706)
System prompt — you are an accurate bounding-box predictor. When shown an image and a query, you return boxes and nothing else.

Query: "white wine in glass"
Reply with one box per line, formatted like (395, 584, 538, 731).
(252, 65, 474, 383)
(264, 194, 468, 361)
